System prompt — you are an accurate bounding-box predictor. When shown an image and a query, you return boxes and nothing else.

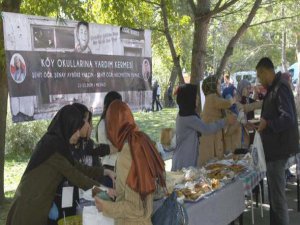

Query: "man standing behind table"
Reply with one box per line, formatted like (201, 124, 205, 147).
(256, 57, 299, 225)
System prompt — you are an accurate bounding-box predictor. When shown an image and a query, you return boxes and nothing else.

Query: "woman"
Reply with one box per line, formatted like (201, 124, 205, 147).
(94, 100, 165, 225)
(6, 105, 106, 225)
(72, 103, 115, 167)
(236, 79, 262, 121)
(172, 83, 235, 171)
(96, 91, 122, 170)
(222, 85, 244, 152)
(236, 79, 262, 146)
(198, 76, 235, 166)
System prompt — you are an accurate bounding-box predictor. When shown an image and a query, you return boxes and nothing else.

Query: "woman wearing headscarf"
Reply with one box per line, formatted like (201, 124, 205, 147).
(198, 76, 235, 166)
(6, 105, 105, 225)
(222, 85, 245, 152)
(172, 83, 236, 171)
(94, 100, 165, 225)
(72, 103, 111, 166)
(96, 91, 122, 170)
(236, 79, 262, 146)
(50, 103, 115, 220)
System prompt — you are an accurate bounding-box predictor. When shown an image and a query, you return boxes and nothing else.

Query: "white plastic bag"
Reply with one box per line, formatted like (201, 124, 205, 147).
(251, 132, 266, 172)
(82, 206, 114, 225)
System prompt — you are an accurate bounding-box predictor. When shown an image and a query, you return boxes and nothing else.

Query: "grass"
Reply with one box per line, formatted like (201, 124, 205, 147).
(0, 107, 178, 225)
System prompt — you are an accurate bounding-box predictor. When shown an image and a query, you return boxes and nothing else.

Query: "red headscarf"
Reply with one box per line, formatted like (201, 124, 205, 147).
(105, 100, 165, 200)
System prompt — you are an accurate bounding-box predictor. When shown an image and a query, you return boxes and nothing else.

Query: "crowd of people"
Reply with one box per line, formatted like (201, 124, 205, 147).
(6, 58, 299, 225)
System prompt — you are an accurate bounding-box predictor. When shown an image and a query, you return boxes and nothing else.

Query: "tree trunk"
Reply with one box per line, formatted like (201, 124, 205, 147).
(0, 0, 22, 203)
(296, 34, 300, 107)
(281, 4, 288, 72)
(160, 0, 184, 84)
(190, 16, 210, 84)
(215, 0, 262, 79)
(163, 65, 178, 107)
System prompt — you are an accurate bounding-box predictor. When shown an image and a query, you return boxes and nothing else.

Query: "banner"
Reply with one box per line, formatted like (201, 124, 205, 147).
(3, 12, 152, 122)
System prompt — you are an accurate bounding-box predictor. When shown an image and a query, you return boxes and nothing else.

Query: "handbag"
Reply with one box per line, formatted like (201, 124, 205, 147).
(152, 191, 188, 225)
(250, 131, 266, 172)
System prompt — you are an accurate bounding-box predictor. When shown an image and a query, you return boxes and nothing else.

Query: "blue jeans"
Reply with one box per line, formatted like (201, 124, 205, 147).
(266, 159, 289, 225)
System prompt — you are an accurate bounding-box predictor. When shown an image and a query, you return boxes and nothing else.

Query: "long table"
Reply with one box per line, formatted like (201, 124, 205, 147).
(185, 180, 245, 225)
(154, 179, 245, 225)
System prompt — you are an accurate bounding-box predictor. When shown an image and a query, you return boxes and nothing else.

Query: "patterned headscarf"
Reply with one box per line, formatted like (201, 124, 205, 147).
(202, 76, 219, 96)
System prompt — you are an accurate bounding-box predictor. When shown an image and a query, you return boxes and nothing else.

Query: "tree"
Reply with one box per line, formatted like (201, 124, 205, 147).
(215, 0, 262, 78)
(188, 0, 240, 84)
(0, 0, 92, 204)
(0, 0, 23, 203)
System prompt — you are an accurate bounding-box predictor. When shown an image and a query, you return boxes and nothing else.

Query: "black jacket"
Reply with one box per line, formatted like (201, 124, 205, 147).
(261, 72, 299, 162)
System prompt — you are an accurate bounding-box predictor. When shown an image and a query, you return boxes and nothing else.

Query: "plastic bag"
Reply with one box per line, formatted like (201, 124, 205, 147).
(251, 132, 266, 172)
(82, 206, 114, 225)
(152, 192, 188, 225)
(48, 202, 59, 220)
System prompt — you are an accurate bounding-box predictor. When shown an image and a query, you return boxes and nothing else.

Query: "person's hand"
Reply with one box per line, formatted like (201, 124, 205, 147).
(107, 188, 117, 199)
(244, 122, 256, 131)
(257, 118, 267, 132)
(94, 196, 104, 212)
(225, 114, 237, 125)
(92, 186, 101, 197)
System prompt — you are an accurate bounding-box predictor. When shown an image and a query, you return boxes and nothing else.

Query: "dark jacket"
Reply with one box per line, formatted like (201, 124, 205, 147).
(260, 72, 299, 162)
(6, 153, 102, 225)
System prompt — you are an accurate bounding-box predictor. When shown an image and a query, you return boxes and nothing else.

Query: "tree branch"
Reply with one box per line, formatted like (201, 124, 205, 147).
(142, 0, 161, 6)
(214, 0, 223, 11)
(188, 0, 196, 15)
(250, 14, 300, 27)
(215, 0, 262, 78)
(209, 0, 240, 17)
(160, 0, 184, 83)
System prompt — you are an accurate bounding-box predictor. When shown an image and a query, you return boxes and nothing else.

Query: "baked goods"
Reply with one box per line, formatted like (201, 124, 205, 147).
(205, 163, 227, 171)
(228, 164, 245, 173)
(211, 178, 220, 189)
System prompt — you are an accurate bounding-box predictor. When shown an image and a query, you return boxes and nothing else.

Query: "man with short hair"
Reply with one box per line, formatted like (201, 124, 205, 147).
(75, 21, 91, 53)
(256, 57, 299, 225)
(221, 72, 232, 94)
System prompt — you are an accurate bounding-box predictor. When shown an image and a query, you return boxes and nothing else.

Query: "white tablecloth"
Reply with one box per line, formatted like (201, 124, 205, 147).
(154, 180, 245, 225)
(185, 180, 245, 225)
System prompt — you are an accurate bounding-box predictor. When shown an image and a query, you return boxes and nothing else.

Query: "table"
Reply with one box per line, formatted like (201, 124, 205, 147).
(238, 170, 265, 196)
(287, 152, 300, 212)
(238, 170, 266, 224)
(185, 180, 245, 225)
(154, 180, 245, 225)
(295, 153, 300, 212)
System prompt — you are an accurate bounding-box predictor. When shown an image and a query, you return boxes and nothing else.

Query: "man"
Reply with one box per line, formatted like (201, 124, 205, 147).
(256, 57, 299, 225)
(152, 81, 162, 111)
(221, 72, 232, 94)
(75, 21, 91, 53)
(156, 82, 163, 111)
(167, 82, 174, 107)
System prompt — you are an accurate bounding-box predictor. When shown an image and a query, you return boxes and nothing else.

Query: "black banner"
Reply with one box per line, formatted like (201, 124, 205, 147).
(6, 51, 152, 97)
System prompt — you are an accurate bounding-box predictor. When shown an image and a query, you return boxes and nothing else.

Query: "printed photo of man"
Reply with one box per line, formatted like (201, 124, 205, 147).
(75, 21, 91, 53)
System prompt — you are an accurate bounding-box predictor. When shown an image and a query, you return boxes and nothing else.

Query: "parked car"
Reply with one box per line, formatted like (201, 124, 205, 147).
(231, 71, 256, 87)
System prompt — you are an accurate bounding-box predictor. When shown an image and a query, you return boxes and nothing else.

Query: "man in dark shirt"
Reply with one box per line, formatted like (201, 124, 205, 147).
(256, 57, 299, 225)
